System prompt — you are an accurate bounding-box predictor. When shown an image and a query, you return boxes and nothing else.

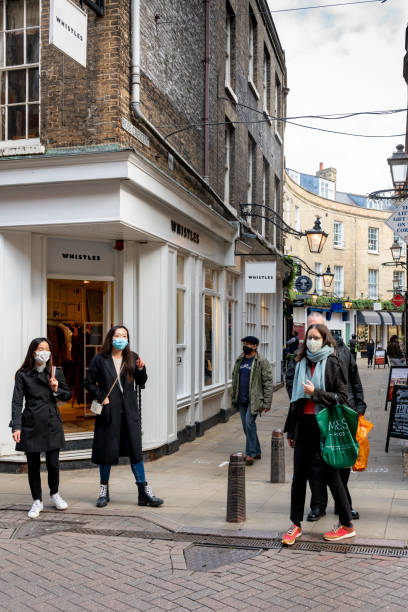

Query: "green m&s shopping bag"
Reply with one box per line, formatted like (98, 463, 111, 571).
(315, 404, 359, 469)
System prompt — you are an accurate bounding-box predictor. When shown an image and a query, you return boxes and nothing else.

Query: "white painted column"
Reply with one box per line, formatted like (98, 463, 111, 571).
(138, 244, 177, 449)
(122, 241, 138, 345)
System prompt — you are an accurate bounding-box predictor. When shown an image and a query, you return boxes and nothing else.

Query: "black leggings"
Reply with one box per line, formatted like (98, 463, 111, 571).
(290, 415, 352, 527)
(26, 450, 60, 501)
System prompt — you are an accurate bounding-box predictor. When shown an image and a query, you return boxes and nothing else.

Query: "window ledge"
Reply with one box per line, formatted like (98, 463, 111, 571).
(225, 83, 238, 104)
(248, 79, 260, 100)
(333, 244, 345, 250)
(0, 140, 44, 157)
(368, 250, 379, 255)
(274, 130, 283, 145)
(263, 109, 272, 126)
(202, 383, 226, 399)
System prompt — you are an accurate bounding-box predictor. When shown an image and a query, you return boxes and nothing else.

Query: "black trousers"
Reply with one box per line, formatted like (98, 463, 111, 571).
(290, 415, 352, 527)
(310, 467, 353, 511)
(26, 450, 60, 501)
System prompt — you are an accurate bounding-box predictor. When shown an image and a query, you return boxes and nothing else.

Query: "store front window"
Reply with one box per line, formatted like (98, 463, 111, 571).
(47, 279, 113, 433)
(203, 267, 219, 387)
(176, 255, 187, 397)
(226, 273, 237, 379)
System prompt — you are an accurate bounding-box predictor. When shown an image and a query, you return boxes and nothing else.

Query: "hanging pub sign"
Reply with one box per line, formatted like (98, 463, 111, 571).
(245, 262, 276, 293)
(294, 275, 313, 293)
(384, 366, 408, 411)
(385, 385, 408, 452)
(49, 0, 88, 67)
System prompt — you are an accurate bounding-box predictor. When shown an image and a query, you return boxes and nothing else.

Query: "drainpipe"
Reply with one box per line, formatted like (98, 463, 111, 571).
(204, 0, 210, 182)
(130, 0, 234, 219)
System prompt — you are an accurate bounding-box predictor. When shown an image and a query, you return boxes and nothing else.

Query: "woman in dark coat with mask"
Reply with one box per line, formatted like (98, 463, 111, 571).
(10, 337, 72, 519)
(84, 325, 163, 508)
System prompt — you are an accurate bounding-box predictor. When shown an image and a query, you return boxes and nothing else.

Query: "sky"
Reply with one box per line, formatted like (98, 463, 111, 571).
(270, 0, 407, 195)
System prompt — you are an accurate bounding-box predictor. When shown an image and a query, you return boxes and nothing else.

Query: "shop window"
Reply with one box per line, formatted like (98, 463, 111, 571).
(177, 255, 187, 397)
(203, 267, 220, 387)
(368, 227, 379, 252)
(260, 294, 270, 359)
(0, 0, 40, 142)
(227, 273, 237, 379)
(246, 293, 257, 337)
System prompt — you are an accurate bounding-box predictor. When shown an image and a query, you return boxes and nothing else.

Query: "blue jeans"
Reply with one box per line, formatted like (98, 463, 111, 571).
(99, 460, 146, 485)
(239, 402, 261, 458)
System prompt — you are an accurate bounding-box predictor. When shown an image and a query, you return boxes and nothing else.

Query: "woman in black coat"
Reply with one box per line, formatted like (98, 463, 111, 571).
(282, 324, 355, 546)
(10, 337, 72, 519)
(84, 325, 163, 508)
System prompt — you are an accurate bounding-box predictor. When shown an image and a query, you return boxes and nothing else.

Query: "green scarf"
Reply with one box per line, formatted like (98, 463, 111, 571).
(291, 345, 334, 408)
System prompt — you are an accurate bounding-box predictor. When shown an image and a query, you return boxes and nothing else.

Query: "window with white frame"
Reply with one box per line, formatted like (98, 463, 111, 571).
(248, 12, 257, 88)
(333, 221, 344, 248)
(0, 0, 40, 142)
(263, 46, 270, 113)
(246, 293, 257, 337)
(368, 269, 378, 299)
(274, 175, 280, 245)
(260, 294, 270, 360)
(247, 136, 255, 212)
(203, 267, 219, 387)
(225, 2, 235, 91)
(294, 205, 300, 232)
(368, 227, 379, 252)
(176, 255, 187, 397)
(393, 269, 404, 293)
(261, 158, 269, 237)
(315, 262, 322, 295)
(224, 120, 233, 205)
(275, 74, 282, 135)
(285, 196, 291, 225)
(334, 265, 344, 297)
(227, 273, 237, 379)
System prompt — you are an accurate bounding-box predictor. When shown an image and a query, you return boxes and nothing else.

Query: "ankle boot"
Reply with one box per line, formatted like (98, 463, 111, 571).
(137, 482, 163, 507)
(96, 483, 110, 507)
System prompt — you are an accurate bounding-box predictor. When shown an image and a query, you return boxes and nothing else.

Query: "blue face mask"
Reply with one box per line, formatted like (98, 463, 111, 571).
(112, 338, 128, 350)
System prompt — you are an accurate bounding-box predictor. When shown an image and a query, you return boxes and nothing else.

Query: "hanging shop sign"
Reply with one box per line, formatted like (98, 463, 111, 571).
(47, 238, 114, 277)
(386, 199, 408, 242)
(49, 0, 88, 67)
(373, 302, 382, 311)
(391, 293, 405, 308)
(386, 385, 408, 452)
(245, 262, 276, 293)
(294, 275, 313, 293)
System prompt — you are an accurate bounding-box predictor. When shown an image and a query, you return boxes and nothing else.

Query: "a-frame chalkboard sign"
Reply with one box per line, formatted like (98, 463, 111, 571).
(384, 366, 408, 411)
(385, 385, 408, 452)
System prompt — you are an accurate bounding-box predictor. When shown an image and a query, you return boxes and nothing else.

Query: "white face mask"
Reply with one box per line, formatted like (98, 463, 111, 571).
(306, 339, 323, 353)
(34, 350, 51, 364)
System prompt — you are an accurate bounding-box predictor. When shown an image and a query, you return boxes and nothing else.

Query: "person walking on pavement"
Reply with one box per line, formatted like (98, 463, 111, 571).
(10, 338, 71, 519)
(348, 334, 358, 361)
(231, 336, 273, 466)
(387, 335, 405, 366)
(84, 325, 163, 508)
(282, 324, 355, 546)
(366, 339, 375, 368)
(332, 333, 366, 520)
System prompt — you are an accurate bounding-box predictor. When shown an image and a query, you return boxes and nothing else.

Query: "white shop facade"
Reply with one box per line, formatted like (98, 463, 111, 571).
(0, 149, 284, 463)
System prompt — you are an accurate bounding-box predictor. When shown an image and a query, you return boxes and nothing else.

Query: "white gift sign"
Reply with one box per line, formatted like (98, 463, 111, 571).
(49, 0, 87, 67)
(245, 262, 276, 293)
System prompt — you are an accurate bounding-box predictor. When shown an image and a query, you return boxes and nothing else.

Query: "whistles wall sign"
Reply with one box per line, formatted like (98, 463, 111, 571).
(49, 0, 88, 67)
(245, 262, 276, 293)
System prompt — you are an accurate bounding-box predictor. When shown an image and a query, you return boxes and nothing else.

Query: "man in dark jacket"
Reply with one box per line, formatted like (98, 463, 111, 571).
(348, 334, 358, 361)
(285, 314, 366, 521)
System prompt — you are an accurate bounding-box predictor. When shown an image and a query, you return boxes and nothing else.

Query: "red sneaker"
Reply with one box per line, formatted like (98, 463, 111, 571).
(323, 524, 355, 541)
(282, 524, 302, 546)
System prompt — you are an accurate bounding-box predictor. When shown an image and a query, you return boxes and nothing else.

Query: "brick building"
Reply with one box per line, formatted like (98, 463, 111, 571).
(0, 0, 287, 464)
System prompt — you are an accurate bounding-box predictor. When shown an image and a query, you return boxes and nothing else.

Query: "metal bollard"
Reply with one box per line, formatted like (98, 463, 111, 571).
(270, 429, 285, 483)
(226, 452, 246, 522)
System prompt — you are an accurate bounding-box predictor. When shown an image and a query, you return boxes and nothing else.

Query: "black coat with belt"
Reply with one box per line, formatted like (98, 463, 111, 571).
(11, 367, 72, 452)
(284, 353, 348, 442)
(84, 351, 147, 465)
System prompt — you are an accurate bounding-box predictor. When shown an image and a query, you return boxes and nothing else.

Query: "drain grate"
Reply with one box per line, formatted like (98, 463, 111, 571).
(184, 544, 262, 571)
(291, 541, 408, 557)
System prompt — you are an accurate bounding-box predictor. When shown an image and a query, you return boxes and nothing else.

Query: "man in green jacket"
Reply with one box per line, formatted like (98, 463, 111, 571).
(231, 336, 273, 466)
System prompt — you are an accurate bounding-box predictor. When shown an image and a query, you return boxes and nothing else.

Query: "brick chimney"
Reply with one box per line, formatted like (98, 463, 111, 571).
(316, 163, 337, 185)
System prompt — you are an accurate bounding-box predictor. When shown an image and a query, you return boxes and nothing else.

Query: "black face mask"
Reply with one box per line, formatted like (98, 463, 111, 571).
(242, 346, 255, 355)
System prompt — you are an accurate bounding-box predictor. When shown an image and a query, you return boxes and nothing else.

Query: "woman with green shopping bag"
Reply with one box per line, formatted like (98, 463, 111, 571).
(282, 324, 356, 546)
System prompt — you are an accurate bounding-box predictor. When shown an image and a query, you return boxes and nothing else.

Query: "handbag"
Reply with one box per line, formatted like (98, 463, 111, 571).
(315, 403, 359, 469)
(90, 364, 125, 416)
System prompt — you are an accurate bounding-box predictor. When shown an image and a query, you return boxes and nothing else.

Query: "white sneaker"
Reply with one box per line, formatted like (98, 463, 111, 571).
(50, 493, 68, 510)
(28, 499, 43, 519)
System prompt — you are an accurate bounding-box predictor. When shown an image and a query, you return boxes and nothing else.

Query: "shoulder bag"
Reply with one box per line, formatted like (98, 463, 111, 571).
(90, 363, 125, 415)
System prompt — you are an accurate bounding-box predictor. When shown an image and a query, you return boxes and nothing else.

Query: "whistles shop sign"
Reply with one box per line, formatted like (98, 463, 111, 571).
(49, 0, 87, 67)
(245, 262, 276, 293)
(47, 238, 114, 277)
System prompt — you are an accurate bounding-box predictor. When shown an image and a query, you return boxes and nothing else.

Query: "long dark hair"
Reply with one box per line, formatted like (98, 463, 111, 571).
(101, 325, 135, 382)
(295, 324, 336, 362)
(16, 337, 53, 378)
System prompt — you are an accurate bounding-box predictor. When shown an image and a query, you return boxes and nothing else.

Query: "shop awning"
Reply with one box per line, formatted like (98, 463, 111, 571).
(392, 312, 403, 325)
(380, 311, 395, 326)
(357, 311, 382, 325)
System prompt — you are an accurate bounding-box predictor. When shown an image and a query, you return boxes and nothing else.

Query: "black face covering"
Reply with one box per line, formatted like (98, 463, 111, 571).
(242, 345, 255, 356)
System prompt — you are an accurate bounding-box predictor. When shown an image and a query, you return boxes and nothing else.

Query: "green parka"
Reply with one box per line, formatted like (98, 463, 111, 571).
(231, 352, 273, 415)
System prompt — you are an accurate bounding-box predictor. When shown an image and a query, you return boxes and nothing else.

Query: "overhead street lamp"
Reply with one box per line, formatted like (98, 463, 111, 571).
(390, 239, 403, 262)
(322, 265, 334, 288)
(344, 297, 352, 310)
(304, 218, 328, 254)
(387, 144, 408, 190)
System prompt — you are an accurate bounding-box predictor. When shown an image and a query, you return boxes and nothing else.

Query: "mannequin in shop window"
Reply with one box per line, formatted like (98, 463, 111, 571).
(10, 338, 72, 519)
(84, 325, 163, 508)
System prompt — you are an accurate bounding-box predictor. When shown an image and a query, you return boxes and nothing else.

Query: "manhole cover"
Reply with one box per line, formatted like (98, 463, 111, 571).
(184, 544, 262, 571)
(13, 520, 83, 540)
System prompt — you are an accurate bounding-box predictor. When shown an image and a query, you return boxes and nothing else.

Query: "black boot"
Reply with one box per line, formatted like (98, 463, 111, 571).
(137, 482, 163, 507)
(96, 483, 110, 508)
